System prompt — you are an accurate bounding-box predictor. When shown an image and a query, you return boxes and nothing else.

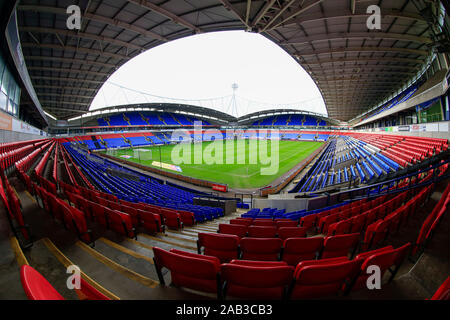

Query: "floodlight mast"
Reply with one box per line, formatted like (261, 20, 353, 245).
(228, 83, 239, 118)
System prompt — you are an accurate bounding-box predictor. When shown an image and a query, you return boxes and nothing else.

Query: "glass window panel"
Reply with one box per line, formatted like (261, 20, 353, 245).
(7, 98, 13, 113)
(9, 80, 16, 100)
(1, 68, 10, 94)
(0, 91, 6, 110)
(15, 87, 20, 104)
(0, 55, 5, 88)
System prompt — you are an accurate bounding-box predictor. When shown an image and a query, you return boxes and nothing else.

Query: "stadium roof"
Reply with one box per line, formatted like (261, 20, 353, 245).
(17, 0, 439, 121)
(66, 103, 339, 126)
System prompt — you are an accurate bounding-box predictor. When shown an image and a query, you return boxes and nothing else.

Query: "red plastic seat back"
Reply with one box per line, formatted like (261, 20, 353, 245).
(252, 220, 276, 227)
(327, 219, 352, 236)
(322, 233, 360, 259)
(229, 219, 252, 226)
(239, 237, 283, 261)
(276, 221, 298, 228)
(152, 247, 220, 294)
(282, 237, 324, 266)
(291, 258, 363, 299)
(247, 226, 277, 238)
(198, 233, 239, 263)
(20, 265, 65, 300)
(137, 209, 161, 233)
(350, 214, 366, 233)
(278, 227, 307, 240)
(218, 224, 248, 238)
(300, 214, 317, 229)
(178, 210, 195, 226)
(431, 277, 450, 300)
(221, 263, 294, 299)
(352, 248, 397, 291)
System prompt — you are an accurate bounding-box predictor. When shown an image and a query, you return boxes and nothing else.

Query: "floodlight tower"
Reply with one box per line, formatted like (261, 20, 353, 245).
(228, 83, 239, 118)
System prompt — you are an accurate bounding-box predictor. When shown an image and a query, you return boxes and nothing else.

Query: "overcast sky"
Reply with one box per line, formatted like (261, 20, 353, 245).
(90, 30, 327, 117)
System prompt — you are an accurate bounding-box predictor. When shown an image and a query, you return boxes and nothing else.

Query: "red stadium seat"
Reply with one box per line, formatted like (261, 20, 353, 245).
(431, 277, 450, 300)
(276, 221, 298, 228)
(349, 214, 366, 234)
(197, 233, 239, 263)
(90, 202, 109, 227)
(104, 208, 136, 238)
(252, 220, 276, 227)
(229, 219, 252, 226)
(362, 218, 391, 250)
(153, 247, 221, 297)
(289, 257, 362, 299)
(327, 219, 352, 236)
(239, 238, 283, 261)
(160, 209, 182, 230)
(318, 213, 339, 234)
(247, 226, 278, 238)
(350, 247, 398, 291)
(321, 233, 360, 259)
(281, 237, 324, 266)
(218, 224, 248, 238)
(299, 214, 317, 230)
(221, 262, 294, 299)
(277, 227, 307, 240)
(20, 265, 64, 300)
(178, 210, 196, 226)
(136, 209, 163, 233)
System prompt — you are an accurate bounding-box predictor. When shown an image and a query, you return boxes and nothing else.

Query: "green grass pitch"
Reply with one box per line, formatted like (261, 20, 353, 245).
(101, 140, 323, 189)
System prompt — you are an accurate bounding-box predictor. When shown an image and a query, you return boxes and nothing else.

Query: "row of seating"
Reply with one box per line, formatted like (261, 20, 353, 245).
(62, 182, 196, 231)
(219, 224, 308, 239)
(153, 241, 410, 299)
(198, 232, 361, 265)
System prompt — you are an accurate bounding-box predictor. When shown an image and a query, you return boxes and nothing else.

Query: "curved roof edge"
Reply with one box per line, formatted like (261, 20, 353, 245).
(68, 104, 337, 126)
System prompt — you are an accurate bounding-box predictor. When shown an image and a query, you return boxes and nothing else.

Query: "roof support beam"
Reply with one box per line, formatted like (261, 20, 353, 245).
(28, 66, 109, 77)
(245, 0, 252, 26)
(306, 56, 423, 65)
(31, 75, 104, 85)
(20, 27, 145, 52)
(24, 56, 116, 69)
(281, 32, 433, 46)
(17, 5, 167, 42)
(278, 10, 426, 29)
(21, 43, 129, 60)
(38, 92, 94, 100)
(33, 85, 97, 92)
(219, 0, 250, 28)
(310, 64, 419, 72)
(126, 0, 201, 33)
(260, 0, 296, 32)
(267, 0, 324, 31)
(251, 0, 277, 27)
(295, 46, 429, 57)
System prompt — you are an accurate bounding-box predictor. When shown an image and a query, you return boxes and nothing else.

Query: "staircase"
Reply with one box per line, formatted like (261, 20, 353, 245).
(287, 115, 292, 125)
(158, 115, 167, 126)
(122, 135, 132, 147)
(271, 116, 277, 126)
(171, 114, 182, 125)
(91, 136, 102, 149)
(301, 116, 306, 126)
(140, 113, 150, 125)
(123, 114, 131, 126)
(144, 135, 154, 145)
